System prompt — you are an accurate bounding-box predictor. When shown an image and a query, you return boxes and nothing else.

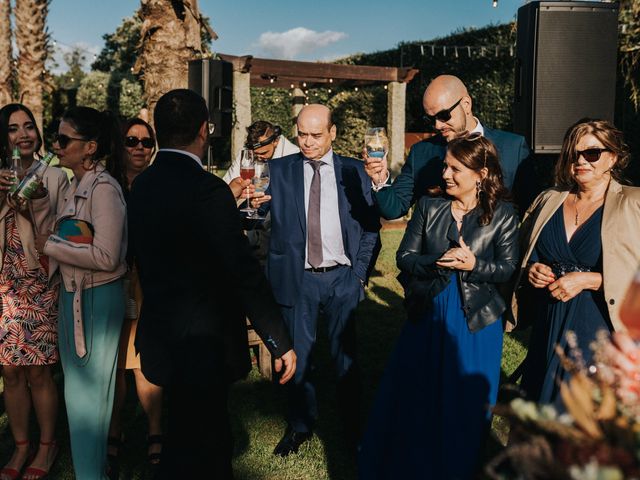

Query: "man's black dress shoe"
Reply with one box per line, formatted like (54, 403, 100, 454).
(273, 427, 312, 457)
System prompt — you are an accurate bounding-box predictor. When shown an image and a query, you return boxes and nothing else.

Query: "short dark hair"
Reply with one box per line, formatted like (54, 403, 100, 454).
(154, 89, 208, 148)
(555, 118, 630, 189)
(0, 103, 44, 167)
(246, 120, 276, 146)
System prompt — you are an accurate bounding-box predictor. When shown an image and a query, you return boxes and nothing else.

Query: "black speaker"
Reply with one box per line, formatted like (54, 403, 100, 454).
(188, 59, 233, 138)
(513, 1, 618, 153)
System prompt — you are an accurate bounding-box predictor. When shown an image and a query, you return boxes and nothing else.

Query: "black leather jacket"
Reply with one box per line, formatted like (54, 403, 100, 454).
(397, 197, 519, 332)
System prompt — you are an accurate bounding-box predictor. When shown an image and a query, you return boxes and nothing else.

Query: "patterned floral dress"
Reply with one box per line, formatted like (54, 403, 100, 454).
(0, 210, 59, 365)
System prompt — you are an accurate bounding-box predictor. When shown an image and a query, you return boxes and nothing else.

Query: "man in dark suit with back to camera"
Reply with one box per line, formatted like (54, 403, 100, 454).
(258, 104, 380, 456)
(128, 89, 296, 479)
(365, 74, 533, 217)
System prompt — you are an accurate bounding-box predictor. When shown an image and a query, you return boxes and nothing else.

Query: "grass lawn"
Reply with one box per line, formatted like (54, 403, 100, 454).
(0, 228, 529, 479)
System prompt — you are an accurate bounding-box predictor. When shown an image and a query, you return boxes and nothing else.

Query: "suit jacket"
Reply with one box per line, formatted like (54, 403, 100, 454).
(374, 126, 531, 220)
(128, 150, 292, 386)
(265, 152, 380, 307)
(510, 179, 640, 332)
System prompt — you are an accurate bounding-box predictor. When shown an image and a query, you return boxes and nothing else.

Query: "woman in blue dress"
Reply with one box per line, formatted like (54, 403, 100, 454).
(515, 119, 640, 405)
(359, 134, 519, 479)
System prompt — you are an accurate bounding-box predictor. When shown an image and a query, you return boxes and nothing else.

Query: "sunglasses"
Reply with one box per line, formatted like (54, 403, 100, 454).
(423, 98, 463, 127)
(125, 136, 155, 149)
(576, 148, 611, 163)
(53, 132, 88, 149)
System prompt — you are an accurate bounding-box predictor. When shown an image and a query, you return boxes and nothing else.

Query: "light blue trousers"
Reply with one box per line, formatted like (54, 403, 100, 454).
(58, 280, 124, 480)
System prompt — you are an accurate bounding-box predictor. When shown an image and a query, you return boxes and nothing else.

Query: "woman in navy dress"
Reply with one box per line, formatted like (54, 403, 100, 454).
(516, 119, 640, 405)
(359, 134, 519, 479)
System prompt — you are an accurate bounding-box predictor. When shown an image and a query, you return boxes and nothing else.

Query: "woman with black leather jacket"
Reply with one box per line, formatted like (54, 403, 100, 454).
(359, 133, 519, 480)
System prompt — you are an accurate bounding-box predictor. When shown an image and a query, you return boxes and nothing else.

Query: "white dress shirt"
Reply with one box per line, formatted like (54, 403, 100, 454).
(158, 148, 204, 168)
(303, 149, 351, 269)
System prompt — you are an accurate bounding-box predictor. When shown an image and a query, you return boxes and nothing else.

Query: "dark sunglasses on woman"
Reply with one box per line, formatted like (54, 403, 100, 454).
(53, 132, 88, 149)
(125, 136, 155, 149)
(576, 148, 610, 163)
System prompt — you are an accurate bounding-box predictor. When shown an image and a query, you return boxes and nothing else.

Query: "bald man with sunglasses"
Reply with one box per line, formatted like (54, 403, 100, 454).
(365, 75, 532, 219)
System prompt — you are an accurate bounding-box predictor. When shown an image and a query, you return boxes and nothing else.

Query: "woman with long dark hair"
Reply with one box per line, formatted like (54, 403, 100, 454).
(36, 106, 127, 479)
(359, 134, 519, 479)
(0, 104, 68, 480)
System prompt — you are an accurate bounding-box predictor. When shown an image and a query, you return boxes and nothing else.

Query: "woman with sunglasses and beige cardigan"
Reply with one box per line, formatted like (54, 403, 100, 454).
(36, 106, 128, 479)
(513, 119, 640, 407)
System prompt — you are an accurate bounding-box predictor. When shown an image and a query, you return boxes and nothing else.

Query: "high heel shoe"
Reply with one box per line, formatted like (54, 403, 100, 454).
(20, 440, 58, 480)
(0, 440, 30, 480)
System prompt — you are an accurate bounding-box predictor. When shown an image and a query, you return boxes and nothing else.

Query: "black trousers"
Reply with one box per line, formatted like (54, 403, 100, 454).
(156, 376, 233, 479)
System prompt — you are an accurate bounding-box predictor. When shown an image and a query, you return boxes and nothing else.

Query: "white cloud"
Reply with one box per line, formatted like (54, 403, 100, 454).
(254, 27, 348, 60)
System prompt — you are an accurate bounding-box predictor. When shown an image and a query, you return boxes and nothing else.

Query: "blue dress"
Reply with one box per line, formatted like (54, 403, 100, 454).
(521, 206, 611, 406)
(358, 277, 503, 479)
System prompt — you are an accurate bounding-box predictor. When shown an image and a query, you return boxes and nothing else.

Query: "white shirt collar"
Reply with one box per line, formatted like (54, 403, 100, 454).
(469, 117, 484, 136)
(304, 148, 334, 167)
(159, 148, 204, 168)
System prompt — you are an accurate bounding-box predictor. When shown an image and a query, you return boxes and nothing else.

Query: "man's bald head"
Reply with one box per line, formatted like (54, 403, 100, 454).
(422, 75, 476, 142)
(297, 104, 333, 130)
(297, 104, 336, 161)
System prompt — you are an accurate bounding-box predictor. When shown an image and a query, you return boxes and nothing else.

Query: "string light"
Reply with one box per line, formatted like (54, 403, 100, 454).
(492, 0, 498, 7)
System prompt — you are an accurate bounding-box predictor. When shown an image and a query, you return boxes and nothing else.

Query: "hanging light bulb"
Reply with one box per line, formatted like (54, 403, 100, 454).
(492, 0, 498, 7)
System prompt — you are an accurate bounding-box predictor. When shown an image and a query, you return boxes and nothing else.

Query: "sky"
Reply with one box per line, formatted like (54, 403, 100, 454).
(45, 0, 529, 70)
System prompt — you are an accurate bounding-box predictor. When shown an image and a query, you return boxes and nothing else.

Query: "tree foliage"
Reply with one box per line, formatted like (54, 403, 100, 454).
(92, 16, 142, 75)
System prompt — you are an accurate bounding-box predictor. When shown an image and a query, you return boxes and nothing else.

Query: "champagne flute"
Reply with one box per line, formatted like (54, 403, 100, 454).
(239, 149, 256, 214)
(248, 161, 269, 220)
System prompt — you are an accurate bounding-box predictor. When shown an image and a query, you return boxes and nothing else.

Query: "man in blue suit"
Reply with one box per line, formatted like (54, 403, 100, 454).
(365, 75, 533, 218)
(262, 104, 380, 456)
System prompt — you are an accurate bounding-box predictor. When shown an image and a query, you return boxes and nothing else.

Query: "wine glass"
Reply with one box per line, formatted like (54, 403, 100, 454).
(239, 149, 256, 214)
(620, 267, 640, 340)
(248, 161, 269, 220)
(364, 127, 389, 161)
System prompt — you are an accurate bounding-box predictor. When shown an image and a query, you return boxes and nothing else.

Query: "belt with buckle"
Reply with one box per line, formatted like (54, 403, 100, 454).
(305, 265, 341, 273)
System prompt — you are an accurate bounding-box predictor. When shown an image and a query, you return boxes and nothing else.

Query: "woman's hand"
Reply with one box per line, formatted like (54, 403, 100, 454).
(0, 169, 16, 194)
(435, 236, 476, 271)
(547, 271, 602, 302)
(527, 262, 556, 288)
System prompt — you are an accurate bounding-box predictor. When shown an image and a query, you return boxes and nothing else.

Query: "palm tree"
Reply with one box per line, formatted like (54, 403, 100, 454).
(15, 0, 49, 131)
(135, 0, 210, 120)
(0, 0, 12, 106)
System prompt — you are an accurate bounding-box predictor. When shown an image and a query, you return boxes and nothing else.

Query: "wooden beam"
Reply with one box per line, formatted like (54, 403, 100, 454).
(219, 53, 419, 85)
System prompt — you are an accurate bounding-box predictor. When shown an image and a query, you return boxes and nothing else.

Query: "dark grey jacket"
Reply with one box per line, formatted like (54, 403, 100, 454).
(397, 196, 519, 332)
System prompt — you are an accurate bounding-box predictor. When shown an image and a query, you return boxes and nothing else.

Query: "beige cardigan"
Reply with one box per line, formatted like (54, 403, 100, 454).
(511, 179, 640, 332)
(0, 166, 69, 272)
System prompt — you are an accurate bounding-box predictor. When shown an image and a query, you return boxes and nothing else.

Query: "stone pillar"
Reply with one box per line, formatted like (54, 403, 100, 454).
(232, 70, 251, 159)
(387, 81, 406, 176)
(291, 87, 305, 137)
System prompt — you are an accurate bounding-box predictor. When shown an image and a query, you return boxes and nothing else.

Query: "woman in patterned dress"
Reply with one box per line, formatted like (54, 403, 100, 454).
(0, 104, 69, 480)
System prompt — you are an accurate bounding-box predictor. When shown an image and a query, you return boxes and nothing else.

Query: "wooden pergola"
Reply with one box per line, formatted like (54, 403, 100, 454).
(219, 54, 418, 173)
